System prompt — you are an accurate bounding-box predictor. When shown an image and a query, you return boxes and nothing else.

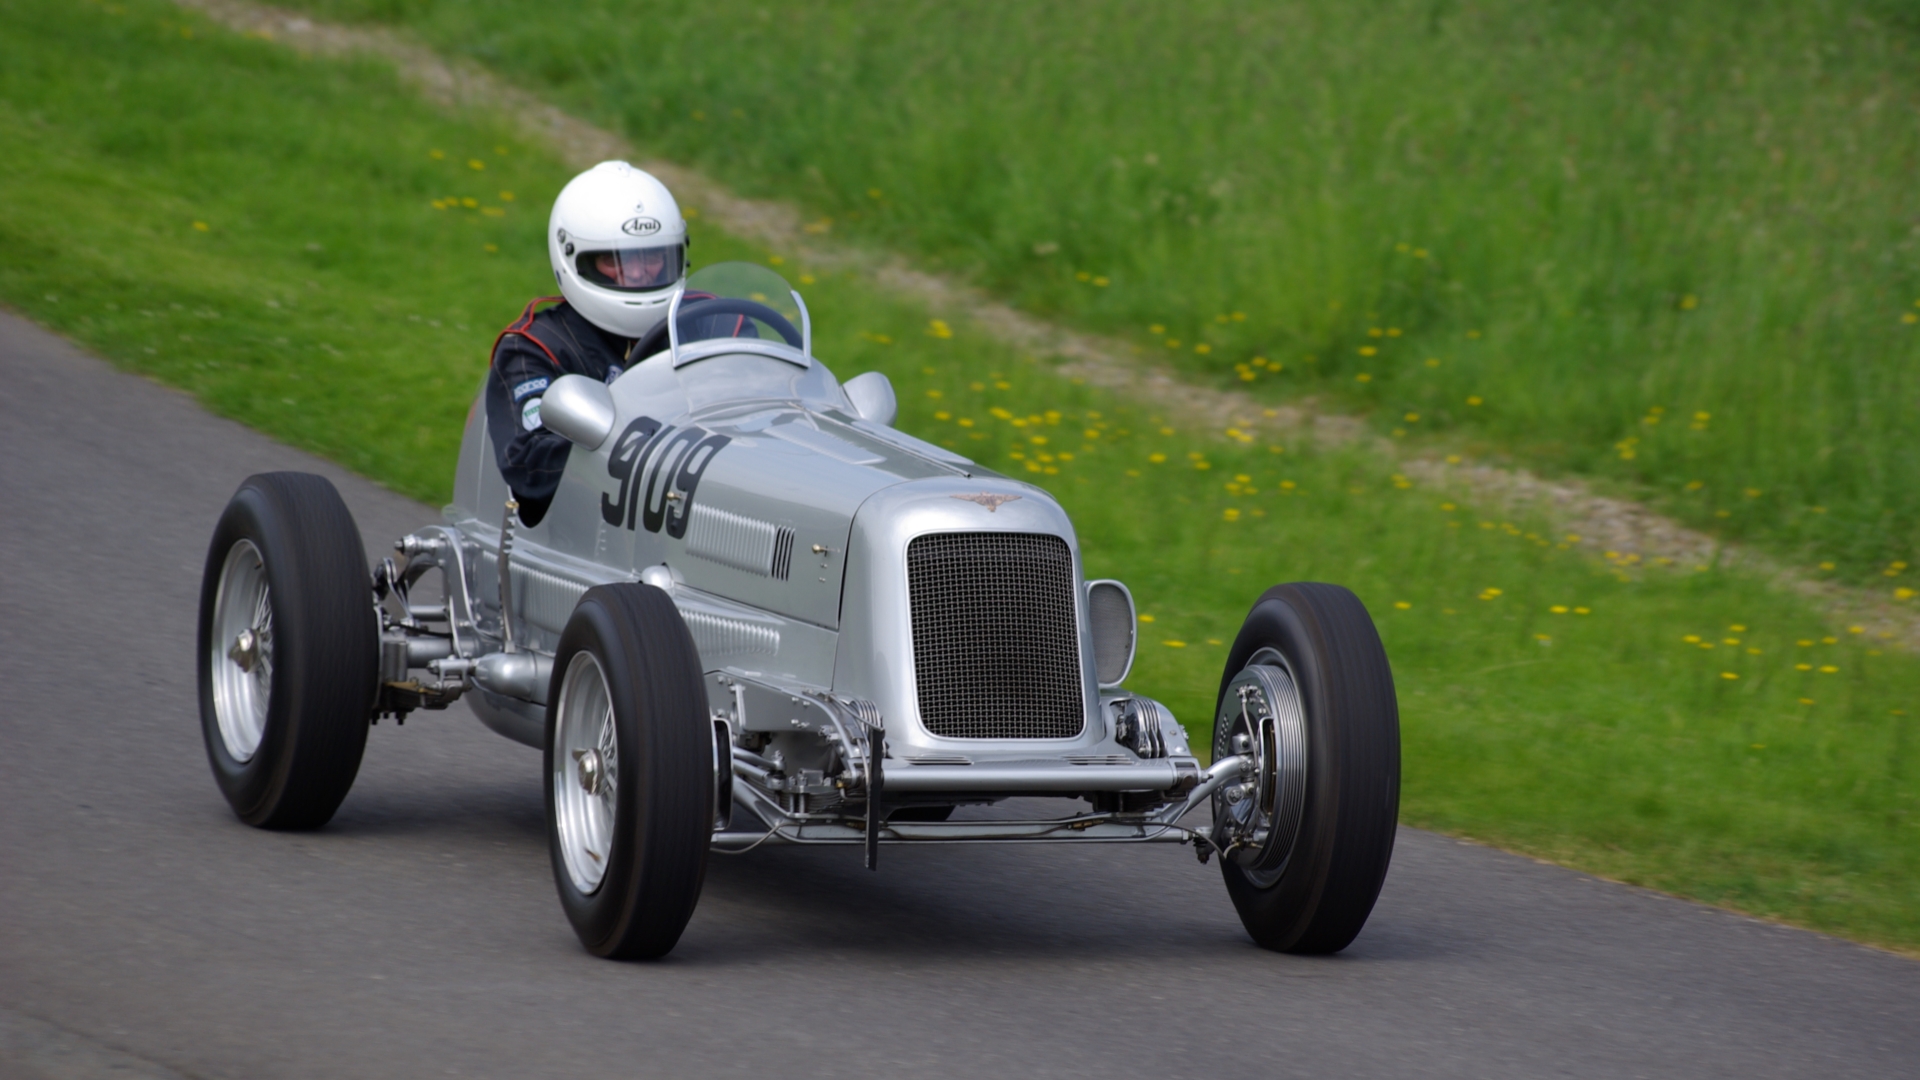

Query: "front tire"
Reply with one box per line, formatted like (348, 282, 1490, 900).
(1213, 583, 1399, 954)
(197, 472, 377, 829)
(546, 584, 712, 959)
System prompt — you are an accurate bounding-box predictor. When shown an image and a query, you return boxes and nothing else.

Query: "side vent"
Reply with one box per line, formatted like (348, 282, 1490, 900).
(772, 527, 795, 580)
(687, 503, 779, 577)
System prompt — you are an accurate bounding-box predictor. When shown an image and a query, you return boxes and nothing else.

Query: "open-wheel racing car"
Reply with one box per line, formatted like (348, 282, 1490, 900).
(198, 262, 1401, 959)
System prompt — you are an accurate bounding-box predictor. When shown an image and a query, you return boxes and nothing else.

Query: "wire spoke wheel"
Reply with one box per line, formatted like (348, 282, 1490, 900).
(196, 472, 376, 830)
(554, 652, 620, 895)
(1212, 583, 1400, 954)
(544, 583, 711, 959)
(210, 539, 274, 763)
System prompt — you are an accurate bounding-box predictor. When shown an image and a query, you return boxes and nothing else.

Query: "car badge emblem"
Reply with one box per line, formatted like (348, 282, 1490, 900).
(950, 493, 1021, 512)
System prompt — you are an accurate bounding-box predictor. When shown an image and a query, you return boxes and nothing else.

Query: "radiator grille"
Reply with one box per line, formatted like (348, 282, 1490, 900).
(907, 532, 1084, 739)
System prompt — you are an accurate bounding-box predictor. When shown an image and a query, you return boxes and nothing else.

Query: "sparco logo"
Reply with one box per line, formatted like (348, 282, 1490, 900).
(601, 416, 730, 538)
(620, 216, 662, 237)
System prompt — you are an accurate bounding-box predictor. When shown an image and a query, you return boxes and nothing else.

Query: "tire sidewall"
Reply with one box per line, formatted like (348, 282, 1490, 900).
(1214, 584, 1399, 952)
(197, 483, 305, 824)
(545, 594, 645, 953)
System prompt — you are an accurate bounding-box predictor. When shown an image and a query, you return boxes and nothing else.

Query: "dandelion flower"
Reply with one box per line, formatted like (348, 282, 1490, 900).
(1149, 324, 1165, 335)
(1799, 698, 1815, 705)
(1358, 347, 1378, 357)
(1164, 640, 1187, 648)
(1720, 672, 1739, 680)
(1848, 625, 1864, 634)
(192, 221, 210, 232)
(1550, 605, 1569, 614)
(1195, 343, 1212, 354)
(1683, 634, 1702, 643)
(1425, 358, 1441, 368)
(1796, 663, 1813, 671)
(1222, 508, 1241, 522)
(1467, 396, 1483, 406)
(1819, 665, 1838, 674)
(1394, 601, 1412, 610)
(1147, 452, 1167, 464)
(1574, 607, 1591, 615)
(1138, 614, 1155, 623)
(1356, 372, 1373, 382)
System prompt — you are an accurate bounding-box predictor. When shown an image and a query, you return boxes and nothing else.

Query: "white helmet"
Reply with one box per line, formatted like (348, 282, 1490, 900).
(547, 162, 688, 338)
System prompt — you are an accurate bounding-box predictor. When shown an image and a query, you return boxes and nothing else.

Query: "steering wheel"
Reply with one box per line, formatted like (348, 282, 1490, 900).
(631, 297, 804, 362)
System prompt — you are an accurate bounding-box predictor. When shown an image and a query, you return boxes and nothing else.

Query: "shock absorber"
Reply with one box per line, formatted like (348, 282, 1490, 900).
(497, 496, 519, 654)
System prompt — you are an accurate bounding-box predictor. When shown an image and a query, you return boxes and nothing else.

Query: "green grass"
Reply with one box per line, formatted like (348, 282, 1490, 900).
(280, 0, 1920, 587)
(2, 0, 1916, 950)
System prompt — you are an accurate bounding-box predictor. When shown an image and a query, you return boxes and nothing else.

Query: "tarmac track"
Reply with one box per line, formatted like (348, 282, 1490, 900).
(1, 311, 1916, 1080)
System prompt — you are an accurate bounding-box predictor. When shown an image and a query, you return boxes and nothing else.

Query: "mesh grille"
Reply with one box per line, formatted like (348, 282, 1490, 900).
(908, 532, 1084, 739)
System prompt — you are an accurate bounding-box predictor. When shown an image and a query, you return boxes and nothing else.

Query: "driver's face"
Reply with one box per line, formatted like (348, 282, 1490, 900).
(596, 249, 668, 288)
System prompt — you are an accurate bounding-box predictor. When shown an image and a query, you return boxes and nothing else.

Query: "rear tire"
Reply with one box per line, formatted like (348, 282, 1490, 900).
(197, 472, 376, 829)
(1213, 583, 1399, 954)
(546, 584, 712, 959)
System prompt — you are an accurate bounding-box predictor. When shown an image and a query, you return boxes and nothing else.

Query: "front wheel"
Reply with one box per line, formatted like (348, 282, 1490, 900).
(546, 584, 712, 959)
(1213, 583, 1400, 954)
(197, 472, 377, 829)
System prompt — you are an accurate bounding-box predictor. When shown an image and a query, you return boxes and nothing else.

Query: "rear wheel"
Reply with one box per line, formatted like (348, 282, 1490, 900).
(546, 584, 712, 959)
(197, 472, 376, 829)
(1213, 583, 1399, 954)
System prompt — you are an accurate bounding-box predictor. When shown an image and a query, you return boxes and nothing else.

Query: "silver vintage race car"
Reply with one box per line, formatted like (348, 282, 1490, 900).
(197, 262, 1401, 959)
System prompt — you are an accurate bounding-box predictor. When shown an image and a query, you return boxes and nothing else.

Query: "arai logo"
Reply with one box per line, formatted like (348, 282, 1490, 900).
(620, 216, 662, 237)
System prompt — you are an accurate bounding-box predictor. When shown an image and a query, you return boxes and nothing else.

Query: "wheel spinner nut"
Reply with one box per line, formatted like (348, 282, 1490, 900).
(229, 629, 257, 672)
(573, 748, 604, 796)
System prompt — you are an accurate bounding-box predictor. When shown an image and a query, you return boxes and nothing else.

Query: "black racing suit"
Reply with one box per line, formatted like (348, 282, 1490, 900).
(484, 298, 632, 527)
(483, 294, 757, 526)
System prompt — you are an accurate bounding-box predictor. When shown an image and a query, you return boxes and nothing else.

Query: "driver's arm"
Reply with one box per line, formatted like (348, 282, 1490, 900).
(484, 336, 574, 527)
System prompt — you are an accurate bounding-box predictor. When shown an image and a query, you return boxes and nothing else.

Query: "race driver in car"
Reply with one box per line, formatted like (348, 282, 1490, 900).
(485, 160, 751, 526)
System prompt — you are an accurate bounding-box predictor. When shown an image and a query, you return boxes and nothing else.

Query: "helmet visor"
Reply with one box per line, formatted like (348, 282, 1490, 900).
(575, 243, 685, 292)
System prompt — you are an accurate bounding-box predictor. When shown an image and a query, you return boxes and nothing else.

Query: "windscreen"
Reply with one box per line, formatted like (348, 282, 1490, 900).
(675, 262, 806, 348)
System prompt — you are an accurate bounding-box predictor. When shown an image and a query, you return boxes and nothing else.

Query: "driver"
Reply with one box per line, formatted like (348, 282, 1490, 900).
(484, 161, 688, 526)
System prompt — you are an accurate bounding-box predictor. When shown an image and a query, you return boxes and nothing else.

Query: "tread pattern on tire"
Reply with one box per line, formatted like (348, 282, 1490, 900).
(1217, 582, 1400, 954)
(547, 583, 711, 960)
(198, 472, 376, 830)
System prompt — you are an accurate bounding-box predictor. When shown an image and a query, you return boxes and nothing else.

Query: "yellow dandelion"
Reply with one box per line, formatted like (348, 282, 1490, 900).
(1425, 358, 1441, 368)
(1195, 343, 1212, 354)
(1166, 339, 1181, 348)
(1799, 698, 1815, 705)
(468, 159, 486, 171)
(1550, 605, 1569, 614)
(192, 221, 210, 232)
(483, 243, 499, 253)
(1395, 601, 1412, 610)
(1094, 277, 1110, 287)
(429, 149, 446, 159)
(1222, 508, 1241, 522)
(1467, 395, 1483, 406)
(867, 188, 882, 199)
(1164, 640, 1187, 648)
(926, 389, 943, 399)
(1848, 625, 1864, 634)
(1683, 634, 1702, 643)
(934, 411, 951, 421)
(1574, 607, 1591, 614)
(1387, 328, 1403, 337)
(927, 319, 953, 339)
(1796, 663, 1813, 671)
(1819, 665, 1838, 674)
(1138, 614, 1155, 623)
(1680, 294, 1699, 310)
(1896, 587, 1915, 601)
(799, 274, 816, 285)
(1358, 346, 1378, 357)
(1149, 324, 1165, 335)
(1148, 452, 1167, 464)
(1404, 412, 1420, 422)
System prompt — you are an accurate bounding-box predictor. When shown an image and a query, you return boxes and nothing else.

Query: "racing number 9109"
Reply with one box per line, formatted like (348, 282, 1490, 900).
(600, 416, 731, 539)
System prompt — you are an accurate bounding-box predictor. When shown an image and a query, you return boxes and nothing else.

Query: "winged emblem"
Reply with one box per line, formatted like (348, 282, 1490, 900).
(950, 492, 1022, 512)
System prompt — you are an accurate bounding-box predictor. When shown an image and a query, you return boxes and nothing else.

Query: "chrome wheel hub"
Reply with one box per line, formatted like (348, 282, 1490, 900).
(210, 539, 274, 763)
(553, 652, 618, 895)
(1213, 648, 1308, 886)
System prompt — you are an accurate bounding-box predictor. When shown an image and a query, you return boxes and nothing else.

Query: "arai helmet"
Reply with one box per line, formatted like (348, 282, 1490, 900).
(547, 162, 688, 338)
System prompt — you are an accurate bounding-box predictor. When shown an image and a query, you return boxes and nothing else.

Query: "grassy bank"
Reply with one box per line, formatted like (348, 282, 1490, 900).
(1, 0, 1915, 950)
(281, 0, 1920, 588)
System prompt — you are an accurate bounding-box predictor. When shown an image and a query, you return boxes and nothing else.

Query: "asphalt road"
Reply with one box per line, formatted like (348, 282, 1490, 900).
(2, 311, 1916, 1080)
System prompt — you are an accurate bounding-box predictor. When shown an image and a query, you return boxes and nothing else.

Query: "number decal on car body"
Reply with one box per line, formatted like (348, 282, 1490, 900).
(601, 415, 730, 537)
